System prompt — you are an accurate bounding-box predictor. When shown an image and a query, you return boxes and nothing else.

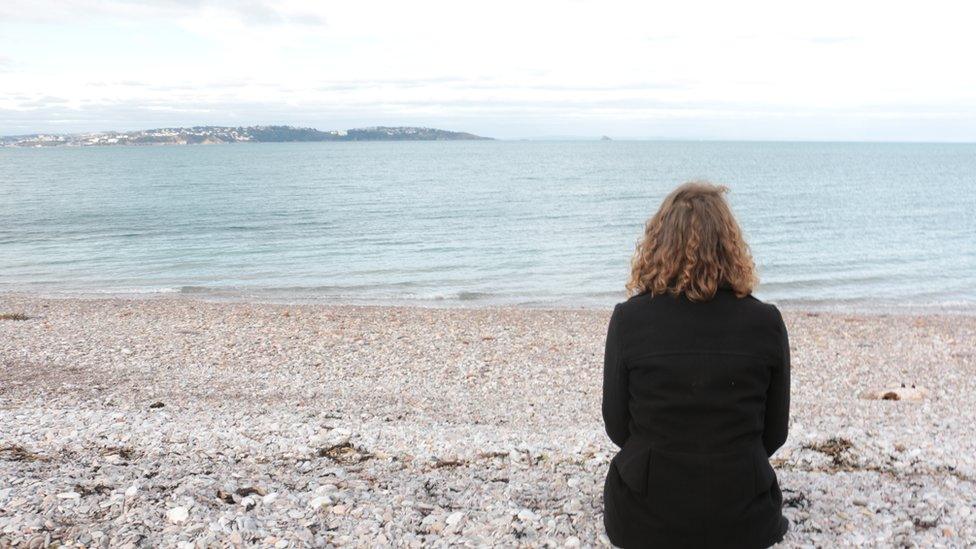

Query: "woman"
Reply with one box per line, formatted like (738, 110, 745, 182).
(602, 181, 790, 549)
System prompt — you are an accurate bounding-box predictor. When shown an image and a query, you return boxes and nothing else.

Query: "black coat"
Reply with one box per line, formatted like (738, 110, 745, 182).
(602, 288, 790, 549)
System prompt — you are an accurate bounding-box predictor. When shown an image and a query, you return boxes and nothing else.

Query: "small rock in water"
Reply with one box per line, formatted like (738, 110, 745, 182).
(167, 506, 189, 524)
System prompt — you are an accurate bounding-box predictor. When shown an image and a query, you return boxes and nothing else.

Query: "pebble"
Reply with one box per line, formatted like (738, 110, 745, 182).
(166, 506, 189, 524)
(446, 511, 465, 526)
(309, 496, 332, 509)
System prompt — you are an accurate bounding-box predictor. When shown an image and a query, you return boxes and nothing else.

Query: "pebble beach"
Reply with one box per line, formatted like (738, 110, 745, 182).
(2, 295, 975, 547)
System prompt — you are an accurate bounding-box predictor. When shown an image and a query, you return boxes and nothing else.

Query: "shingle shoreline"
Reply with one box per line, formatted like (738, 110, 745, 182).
(1, 296, 974, 546)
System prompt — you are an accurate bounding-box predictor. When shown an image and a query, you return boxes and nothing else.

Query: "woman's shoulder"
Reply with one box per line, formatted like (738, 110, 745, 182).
(739, 292, 780, 309)
(737, 295, 788, 338)
(615, 290, 782, 323)
(613, 291, 660, 313)
(746, 293, 784, 319)
(730, 293, 785, 323)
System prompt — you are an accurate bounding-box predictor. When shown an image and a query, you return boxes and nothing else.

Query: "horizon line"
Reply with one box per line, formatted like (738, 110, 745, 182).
(2, 124, 976, 145)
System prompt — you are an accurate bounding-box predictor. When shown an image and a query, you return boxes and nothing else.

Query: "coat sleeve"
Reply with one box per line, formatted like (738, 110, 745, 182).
(602, 303, 630, 448)
(762, 305, 791, 457)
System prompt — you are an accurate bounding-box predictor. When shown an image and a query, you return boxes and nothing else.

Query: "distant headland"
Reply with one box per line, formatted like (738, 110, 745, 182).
(0, 125, 492, 147)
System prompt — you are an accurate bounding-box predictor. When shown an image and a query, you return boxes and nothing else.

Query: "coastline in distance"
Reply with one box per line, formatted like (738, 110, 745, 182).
(0, 125, 493, 147)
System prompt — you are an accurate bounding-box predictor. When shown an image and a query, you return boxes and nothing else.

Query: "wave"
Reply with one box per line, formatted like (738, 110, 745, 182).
(3, 282, 975, 314)
(457, 291, 492, 301)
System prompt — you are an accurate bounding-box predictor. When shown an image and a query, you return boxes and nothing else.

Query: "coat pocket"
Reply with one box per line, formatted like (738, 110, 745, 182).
(611, 437, 653, 496)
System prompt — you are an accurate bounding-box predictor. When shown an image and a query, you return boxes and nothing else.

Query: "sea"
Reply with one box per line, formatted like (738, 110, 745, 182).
(2, 141, 974, 312)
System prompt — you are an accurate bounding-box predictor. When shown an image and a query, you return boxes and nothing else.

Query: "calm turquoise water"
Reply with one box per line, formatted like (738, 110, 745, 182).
(2, 141, 974, 311)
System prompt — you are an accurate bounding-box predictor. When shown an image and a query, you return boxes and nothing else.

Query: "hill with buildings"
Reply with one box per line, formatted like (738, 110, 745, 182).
(0, 126, 491, 147)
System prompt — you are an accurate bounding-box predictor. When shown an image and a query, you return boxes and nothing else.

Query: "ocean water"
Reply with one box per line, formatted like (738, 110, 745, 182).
(2, 141, 974, 311)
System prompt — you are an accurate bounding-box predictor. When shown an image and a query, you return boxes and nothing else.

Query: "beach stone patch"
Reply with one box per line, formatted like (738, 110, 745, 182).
(1, 296, 975, 546)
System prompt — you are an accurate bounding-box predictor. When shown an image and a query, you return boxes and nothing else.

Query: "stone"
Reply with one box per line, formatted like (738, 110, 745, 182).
(446, 511, 465, 526)
(859, 386, 929, 401)
(309, 496, 332, 509)
(166, 506, 189, 524)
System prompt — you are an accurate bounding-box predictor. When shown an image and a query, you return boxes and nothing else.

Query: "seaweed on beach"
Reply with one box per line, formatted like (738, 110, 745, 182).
(317, 442, 372, 465)
(0, 312, 29, 321)
(235, 485, 267, 497)
(913, 516, 940, 530)
(782, 490, 809, 509)
(431, 458, 464, 469)
(101, 446, 137, 461)
(74, 482, 113, 496)
(803, 437, 856, 467)
(0, 444, 48, 462)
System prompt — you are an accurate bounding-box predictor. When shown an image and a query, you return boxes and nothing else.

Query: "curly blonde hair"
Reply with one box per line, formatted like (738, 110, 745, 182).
(626, 181, 757, 301)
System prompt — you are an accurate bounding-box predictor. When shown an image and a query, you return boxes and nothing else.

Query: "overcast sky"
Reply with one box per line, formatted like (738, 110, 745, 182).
(2, 0, 976, 140)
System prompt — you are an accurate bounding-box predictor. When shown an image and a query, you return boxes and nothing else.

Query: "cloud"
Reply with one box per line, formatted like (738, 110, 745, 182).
(807, 36, 859, 45)
(221, 1, 326, 26)
(2, 1, 976, 140)
(0, 0, 326, 26)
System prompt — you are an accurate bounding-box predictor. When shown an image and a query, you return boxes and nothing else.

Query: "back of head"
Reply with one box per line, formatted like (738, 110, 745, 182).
(627, 181, 757, 301)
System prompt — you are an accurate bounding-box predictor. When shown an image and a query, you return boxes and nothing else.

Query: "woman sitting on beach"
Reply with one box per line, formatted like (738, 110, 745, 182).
(602, 182, 790, 548)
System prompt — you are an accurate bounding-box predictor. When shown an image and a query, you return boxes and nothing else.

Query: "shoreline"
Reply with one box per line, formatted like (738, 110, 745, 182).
(3, 290, 975, 317)
(2, 295, 975, 546)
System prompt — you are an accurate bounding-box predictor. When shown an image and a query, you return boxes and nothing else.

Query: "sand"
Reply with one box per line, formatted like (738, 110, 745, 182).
(1, 295, 975, 547)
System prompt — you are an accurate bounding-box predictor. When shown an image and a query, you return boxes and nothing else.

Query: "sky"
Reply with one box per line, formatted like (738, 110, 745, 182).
(2, 0, 976, 141)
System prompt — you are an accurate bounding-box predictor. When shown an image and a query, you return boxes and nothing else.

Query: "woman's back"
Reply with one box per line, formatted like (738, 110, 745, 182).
(602, 182, 790, 549)
(605, 288, 788, 454)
